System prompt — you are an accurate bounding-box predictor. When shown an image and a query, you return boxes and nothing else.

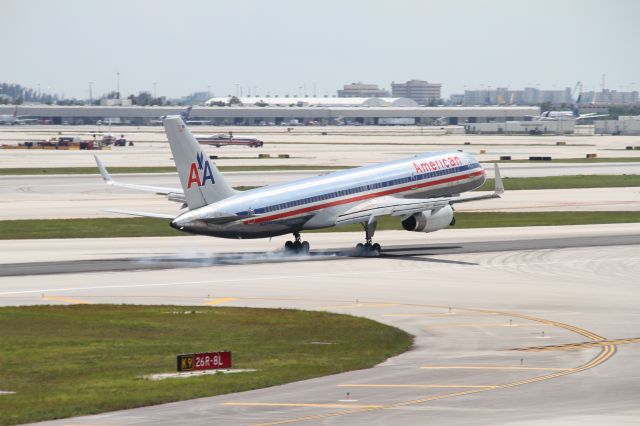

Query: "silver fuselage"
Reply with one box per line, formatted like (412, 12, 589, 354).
(172, 151, 485, 239)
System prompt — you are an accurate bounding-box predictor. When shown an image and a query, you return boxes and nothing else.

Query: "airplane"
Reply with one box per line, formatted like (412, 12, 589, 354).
(95, 115, 504, 255)
(196, 133, 264, 148)
(0, 106, 39, 125)
(528, 82, 608, 122)
(534, 104, 608, 121)
(149, 106, 211, 126)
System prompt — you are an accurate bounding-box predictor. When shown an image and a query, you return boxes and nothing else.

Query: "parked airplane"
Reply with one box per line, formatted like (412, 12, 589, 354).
(149, 106, 211, 126)
(95, 116, 503, 254)
(196, 133, 264, 148)
(0, 106, 38, 125)
(529, 82, 608, 122)
(534, 105, 608, 121)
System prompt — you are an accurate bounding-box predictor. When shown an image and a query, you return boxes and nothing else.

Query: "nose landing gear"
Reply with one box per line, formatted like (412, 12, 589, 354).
(284, 232, 310, 254)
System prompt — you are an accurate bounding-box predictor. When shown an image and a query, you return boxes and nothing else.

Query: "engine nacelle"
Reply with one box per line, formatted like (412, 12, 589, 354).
(401, 205, 454, 233)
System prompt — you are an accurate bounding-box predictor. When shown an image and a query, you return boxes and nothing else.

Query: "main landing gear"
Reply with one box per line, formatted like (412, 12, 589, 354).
(355, 219, 381, 256)
(284, 232, 310, 254)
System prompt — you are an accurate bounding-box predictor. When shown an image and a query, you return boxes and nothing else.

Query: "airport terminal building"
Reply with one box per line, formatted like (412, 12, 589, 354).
(0, 105, 540, 126)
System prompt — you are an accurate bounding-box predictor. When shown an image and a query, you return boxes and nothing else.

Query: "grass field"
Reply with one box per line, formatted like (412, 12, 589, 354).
(2, 212, 640, 240)
(0, 305, 412, 425)
(477, 174, 640, 191)
(490, 157, 640, 163)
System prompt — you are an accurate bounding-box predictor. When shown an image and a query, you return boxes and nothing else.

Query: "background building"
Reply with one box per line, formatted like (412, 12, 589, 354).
(579, 89, 639, 105)
(391, 80, 442, 106)
(454, 87, 573, 106)
(337, 82, 389, 98)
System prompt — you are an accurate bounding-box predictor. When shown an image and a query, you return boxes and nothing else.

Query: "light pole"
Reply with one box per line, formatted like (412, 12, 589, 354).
(116, 72, 120, 98)
(89, 81, 93, 104)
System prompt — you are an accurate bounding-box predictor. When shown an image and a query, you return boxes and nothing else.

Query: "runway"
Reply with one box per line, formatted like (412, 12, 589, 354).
(2, 225, 639, 425)
(3, 233, 640, 277)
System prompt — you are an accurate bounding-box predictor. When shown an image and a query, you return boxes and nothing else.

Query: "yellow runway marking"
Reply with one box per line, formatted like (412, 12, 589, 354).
(319, 303, 399, 309)
(512, 337, 640, 352)
(420, 365, 572, 371)
(425, 322, 551, 328)
(224, 402, 383, 409)
(384, 312, 499, 317)
(242, 303, 618, 426)
(384, 313, 457, 317)
(42, 296, 91, 304)
(206, 297, 238, 306)
(337, 384, 497, 389)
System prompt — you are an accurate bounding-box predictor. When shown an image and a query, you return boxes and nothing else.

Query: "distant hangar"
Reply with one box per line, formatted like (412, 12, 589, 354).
(0, 105, 540, 126)
(204, 96, 419, 107)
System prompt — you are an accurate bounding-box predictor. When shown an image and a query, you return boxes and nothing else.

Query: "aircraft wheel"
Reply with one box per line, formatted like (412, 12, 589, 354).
(372, 243, 381, 253)
(284, 241, 294, 252)
(301, 241, 310, 254)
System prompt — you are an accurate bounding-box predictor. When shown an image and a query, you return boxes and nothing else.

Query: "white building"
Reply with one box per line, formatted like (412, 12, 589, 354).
(204, 96, 418, 107)
(458, 87, 573, 106)
(594, 116, 640, 135)
(580, 90, 639, 105)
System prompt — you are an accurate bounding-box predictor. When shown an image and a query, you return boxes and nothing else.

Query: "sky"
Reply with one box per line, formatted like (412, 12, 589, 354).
(1, 0, 638, 99)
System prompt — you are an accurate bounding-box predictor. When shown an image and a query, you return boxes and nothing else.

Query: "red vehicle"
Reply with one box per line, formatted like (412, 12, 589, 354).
(195, 133, 263, 148)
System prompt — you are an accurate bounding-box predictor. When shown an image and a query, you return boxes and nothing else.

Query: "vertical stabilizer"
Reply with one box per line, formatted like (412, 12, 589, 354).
(163, 116, 236, 209)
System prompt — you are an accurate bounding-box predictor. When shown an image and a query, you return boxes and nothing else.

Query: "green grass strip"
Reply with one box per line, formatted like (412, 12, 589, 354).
(2, 212, 640, 240)
(0, 165, 351, 175)
(490, 157, 640, 163)
(0, 217, 180, 239)
(477, 174, 640, 191)
(0, 305, 412, 425)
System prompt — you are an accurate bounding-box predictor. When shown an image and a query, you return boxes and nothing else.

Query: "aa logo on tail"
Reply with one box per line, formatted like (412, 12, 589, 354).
(187, 152, 215, 188)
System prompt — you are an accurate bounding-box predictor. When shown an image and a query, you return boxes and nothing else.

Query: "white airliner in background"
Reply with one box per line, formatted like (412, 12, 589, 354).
(528, 82, 608, 122)
(532, 105, 608, 122)
(0, 106, 39, 125)
(96, 116, 504, 254)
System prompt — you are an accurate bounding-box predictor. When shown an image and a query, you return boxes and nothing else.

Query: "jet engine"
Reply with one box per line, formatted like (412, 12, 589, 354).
(401, 205, 455, 233)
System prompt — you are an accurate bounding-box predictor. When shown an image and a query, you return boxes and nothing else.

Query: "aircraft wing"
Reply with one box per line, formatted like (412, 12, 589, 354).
(577, 113, 609, 120)
(94, 155, 185, 203)
(335, 164, 504, 226)
(335, 196, 451, 226)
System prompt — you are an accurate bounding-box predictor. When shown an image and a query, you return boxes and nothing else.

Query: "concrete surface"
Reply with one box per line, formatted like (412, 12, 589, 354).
(0, 225, 638, 425)
(2, 126, 640, 169)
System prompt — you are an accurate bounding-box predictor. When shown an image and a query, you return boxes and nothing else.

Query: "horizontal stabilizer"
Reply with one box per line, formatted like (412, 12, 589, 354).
(105, 209, 176, 220)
